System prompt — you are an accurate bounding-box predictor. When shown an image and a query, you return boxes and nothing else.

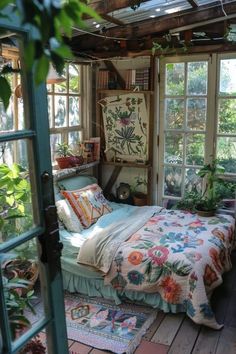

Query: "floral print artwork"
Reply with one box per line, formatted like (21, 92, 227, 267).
(100, 94, 148, 162)
(104, 210, 235, 329)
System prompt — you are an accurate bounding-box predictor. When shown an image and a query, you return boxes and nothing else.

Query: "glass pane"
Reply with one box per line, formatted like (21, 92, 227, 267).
(164, 132, 183, 164)
(185, 168, 202, 193)
(55, 96, 67, 127)
(69, 96, 80, 126)
(69, 64, 80, 93)
(186, 134, 205, 165)
(50, 133, 61, 162)
(0, 140, 37, 242)
(164, 166, 182, 197)
(187, 62, 208, 95)
(217, 137, 236, 173)
(218, 98, 236, 133)
(54, 68, 67, 93)
(187, 98, 207, 130)
(0, 36, 29, 132)
(219, 59, 236, 95)
(1, 243, 47, 347)
(165, 98, 184, 129)
(47, 95, 53, 128)
(68, 131, 82, 153)
(0, 141, 14, 165)
(0, 99, 14, 132)
(166, 63, 184, 95)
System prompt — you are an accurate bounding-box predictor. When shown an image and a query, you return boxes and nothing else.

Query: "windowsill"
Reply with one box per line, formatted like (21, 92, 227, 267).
(53, 160, 99, 181)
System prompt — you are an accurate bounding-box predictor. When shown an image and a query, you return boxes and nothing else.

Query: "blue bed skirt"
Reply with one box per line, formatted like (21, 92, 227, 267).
(61, 256, 184, 314)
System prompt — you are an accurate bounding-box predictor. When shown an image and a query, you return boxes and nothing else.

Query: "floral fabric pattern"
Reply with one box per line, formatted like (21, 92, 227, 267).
(105, 209, 235, 329)
(100, 93, 148, 162)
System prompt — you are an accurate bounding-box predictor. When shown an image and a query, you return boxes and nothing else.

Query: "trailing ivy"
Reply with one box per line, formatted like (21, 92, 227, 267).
(0, 0, 100, 109)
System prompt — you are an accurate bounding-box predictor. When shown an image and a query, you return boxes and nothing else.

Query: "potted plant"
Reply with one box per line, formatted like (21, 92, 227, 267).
(19, 335, 46, 354)
(3, 274, 36, 339)
(132, 176, 148, 206)
(55, 142, 73, 169)
(175, 160, 226, 216)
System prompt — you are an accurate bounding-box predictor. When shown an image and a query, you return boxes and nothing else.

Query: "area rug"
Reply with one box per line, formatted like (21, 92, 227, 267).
(64, 294, 157, 354)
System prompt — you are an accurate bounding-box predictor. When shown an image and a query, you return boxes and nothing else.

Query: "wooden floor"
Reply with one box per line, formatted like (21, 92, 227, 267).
(64, 250, 236, 354)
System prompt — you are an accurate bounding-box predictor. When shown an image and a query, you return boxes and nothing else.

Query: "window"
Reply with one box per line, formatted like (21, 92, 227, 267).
(48, 63, 91, 162)
(158, 54, 236, 207)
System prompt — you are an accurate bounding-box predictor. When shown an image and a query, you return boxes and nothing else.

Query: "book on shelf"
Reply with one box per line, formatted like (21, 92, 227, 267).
(98, 67, 150, 91)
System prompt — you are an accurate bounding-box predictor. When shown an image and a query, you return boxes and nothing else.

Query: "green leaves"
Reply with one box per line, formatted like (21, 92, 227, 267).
(0, 163, 31, 231)
(0, 76, 11, 110)
(35, 54, 50, 85)
(0, 0, 100, 109)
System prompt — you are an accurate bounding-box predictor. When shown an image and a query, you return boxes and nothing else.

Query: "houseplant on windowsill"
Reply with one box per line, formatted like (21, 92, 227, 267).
(175, 160, 226, 216)
(55, 142, 73, 169)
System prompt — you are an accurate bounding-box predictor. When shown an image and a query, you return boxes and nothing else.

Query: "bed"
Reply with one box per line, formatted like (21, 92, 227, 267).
(54, 174, 235, 330)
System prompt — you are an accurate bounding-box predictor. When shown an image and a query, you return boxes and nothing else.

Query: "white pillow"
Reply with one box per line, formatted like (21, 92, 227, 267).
(56, 199, 83, 233)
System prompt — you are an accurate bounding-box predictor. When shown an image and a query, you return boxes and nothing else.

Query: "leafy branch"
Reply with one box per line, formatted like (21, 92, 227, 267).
(0, 0, 100, 109)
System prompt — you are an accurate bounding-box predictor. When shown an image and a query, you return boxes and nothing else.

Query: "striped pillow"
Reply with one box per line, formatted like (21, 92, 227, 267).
(61, 184, 112, 228)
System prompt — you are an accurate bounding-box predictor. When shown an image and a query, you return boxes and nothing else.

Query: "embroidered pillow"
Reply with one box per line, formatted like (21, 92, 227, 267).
(56, 199, 83, 233)
(61, 184, 112, 228)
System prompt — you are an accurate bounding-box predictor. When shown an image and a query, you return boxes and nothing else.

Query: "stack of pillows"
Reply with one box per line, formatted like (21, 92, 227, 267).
(55, 176, 112, 233)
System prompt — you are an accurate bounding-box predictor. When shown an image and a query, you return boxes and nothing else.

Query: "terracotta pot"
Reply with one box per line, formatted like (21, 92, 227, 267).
(133, 192, 147, 206)
(3, 259, 39, 295)
(56, 156, 72, 169)
(196, 209, 215, 217)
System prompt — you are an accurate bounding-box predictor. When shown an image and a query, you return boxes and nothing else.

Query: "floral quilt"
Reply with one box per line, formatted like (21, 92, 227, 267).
(104, 209, 235, 329)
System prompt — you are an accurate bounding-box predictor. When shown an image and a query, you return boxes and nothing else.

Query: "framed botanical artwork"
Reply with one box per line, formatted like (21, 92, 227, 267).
(99, 93, 148, 163)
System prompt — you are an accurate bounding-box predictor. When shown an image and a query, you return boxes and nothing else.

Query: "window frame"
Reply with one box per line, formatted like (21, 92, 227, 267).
(158, 53, 236, 206)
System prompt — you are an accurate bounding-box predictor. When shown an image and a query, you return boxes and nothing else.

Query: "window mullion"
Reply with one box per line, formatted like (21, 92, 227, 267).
(205, 54, 217, 164)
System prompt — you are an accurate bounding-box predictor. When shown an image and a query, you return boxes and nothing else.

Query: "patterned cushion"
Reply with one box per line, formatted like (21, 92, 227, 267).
(61, 184, 112, 228)
(56, 199, 83, 233)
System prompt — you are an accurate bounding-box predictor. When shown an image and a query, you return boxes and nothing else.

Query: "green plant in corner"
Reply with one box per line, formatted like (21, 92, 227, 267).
(175, 160, 226, 215)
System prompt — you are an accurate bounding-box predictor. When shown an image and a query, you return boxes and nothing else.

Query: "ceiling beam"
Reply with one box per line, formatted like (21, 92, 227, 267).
(187, 0, 198, 8)
(88, 0, 150, 15)
(71, 1, 236, 50)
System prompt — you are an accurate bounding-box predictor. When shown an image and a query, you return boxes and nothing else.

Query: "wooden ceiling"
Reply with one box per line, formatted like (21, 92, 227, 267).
(70, 0, 236, 58)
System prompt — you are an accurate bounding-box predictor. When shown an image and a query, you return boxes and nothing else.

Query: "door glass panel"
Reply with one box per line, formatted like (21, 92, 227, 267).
(0, 139, 38, 243)
(0, 36, 28, 132)
(165, 132, 183, 164)
(187, 62, 208, 95)
(217, 137, 236, 173)
(219, 59, 236, 95)
(55, 96, 67, 127)
(69, 96, 80, 126)
(47, 95, 53, 128)
(166, 63, 184, 95)
(186, 133, 205, 165)
(218, 99, 236, 133)
(187, 98, 206, 130)
(1, 244, 46, 344)
(164, 166, 182, 197)
(165, 98, 184, 129)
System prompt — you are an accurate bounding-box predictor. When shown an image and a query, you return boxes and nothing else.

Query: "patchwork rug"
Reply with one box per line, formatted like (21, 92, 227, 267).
(65, 294, 157, 354)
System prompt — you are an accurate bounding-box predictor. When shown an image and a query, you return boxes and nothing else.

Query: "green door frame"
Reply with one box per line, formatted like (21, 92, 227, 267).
(0, 9, 69, 354)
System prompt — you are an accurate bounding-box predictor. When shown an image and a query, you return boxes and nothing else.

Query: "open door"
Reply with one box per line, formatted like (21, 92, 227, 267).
(0, 11, 69, 354)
